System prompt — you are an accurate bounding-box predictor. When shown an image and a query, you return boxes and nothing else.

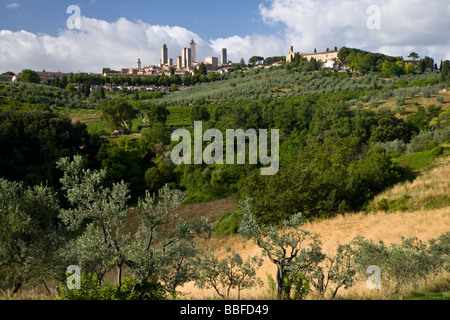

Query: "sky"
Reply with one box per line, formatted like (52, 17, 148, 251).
(1, 0, 450, 74)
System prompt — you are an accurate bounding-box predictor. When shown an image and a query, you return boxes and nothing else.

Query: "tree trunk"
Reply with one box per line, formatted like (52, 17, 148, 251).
(276, 264, 284, 299)
(12, 282, 22, 294)
(117, 260, 124, 290)
(42, 279, 51, 296)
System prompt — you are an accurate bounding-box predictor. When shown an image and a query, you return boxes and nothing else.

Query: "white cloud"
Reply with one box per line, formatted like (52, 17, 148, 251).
(0, 1, 449, 74)
(258, 0, 450, 61)
(210, 34, 286, 63)
(6, 3, 20, 9)
(0, 17, 212, 73)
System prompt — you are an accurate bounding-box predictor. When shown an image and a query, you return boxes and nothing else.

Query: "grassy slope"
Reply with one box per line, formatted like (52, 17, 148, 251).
(179, 153, 450, 300)
(180, 206, 449, 300)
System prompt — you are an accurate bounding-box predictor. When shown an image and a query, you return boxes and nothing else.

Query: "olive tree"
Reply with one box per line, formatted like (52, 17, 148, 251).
(66, 224, 116, 285)
(0, 179, 65, 294)
(352, 236, 441, 297)
(129, 190, 212, 296)
(195, 246, 263, 300)
(238, 199, 325, 299)
(57, 155, 212, 292)
(306, 244, 357, 299)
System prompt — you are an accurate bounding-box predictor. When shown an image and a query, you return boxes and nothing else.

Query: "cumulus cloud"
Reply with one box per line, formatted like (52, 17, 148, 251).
(210, 34, 286, 63)
(259, 0, 450, 60)
(0, 17, 211, 73)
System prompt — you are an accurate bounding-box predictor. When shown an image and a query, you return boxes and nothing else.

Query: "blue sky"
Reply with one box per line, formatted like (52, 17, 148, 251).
(1, 0, 450, 73)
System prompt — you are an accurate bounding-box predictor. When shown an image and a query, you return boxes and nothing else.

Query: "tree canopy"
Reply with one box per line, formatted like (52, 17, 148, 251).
(0, 110, 100, 187)
(20, 70, 41, 84)
(100, 98, 137, 131)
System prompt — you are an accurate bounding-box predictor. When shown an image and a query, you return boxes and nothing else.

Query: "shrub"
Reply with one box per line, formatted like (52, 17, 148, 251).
(195, 246, 263, 300)
(422, 87, 432, 98)
(369, 97, 379, 108)
(395, 105, 407, 115)
(352, 235, 447, 297)
(433, 126, 450, 144)
(266, 272, 310, 300)
(379, 91, 394, 100)
(407, 125, 450, 153)
(407, 130, 434, 153)
(58, 274, 167, 300)
(382, 139, 407, 154)
(214, 211, 242, 237)
(395, 95, 406, 106)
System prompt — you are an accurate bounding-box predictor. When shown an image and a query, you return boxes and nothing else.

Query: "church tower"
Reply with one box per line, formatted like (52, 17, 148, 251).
(190, 39, 196, 65)
(161, 44, 168, 66)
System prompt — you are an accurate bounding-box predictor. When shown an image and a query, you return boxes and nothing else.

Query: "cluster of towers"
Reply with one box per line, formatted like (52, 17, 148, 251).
(114, 41, 231, 78)
(160, 40, 228, 70)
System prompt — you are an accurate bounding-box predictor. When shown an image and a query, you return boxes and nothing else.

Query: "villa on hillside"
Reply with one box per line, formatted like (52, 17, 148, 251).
(286, 46, 339, 63)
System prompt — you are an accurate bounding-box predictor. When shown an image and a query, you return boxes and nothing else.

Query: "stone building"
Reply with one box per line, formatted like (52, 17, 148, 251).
(190, 39, 196, 65)
(182, 48, 192, 68)
(287, 46, 339, 63)
(161, 44, 168, 66)
(221, 48, 228, 65)
(303, 50, 338, 62)
(286, 46, 295, 63)
(205, 57, 218, 71)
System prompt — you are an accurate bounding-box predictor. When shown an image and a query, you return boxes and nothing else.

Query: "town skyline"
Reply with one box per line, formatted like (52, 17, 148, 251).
(1, 0, 450, 74)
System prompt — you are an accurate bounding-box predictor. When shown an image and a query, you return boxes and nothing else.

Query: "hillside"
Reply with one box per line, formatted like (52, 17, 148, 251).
(181, 207, 449, 300)
(181, 153, 450, 300)
(150, 68, 443, 107)
(1, 64, 450, 301)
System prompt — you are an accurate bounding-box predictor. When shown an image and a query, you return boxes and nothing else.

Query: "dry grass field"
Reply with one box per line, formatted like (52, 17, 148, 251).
(180, 206, 450, 300)
(370, 157, 450, 211)
(3, 156, 448, 301)
(180, 155, 450, 300)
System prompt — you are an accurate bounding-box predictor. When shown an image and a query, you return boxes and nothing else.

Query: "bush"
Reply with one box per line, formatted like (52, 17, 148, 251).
(422, 87, 432, 98)
(381, 140, 407, 154)
(266, 272, 310, 300)
(395, 95, 406, 106)
(58, 273, 167, 300)
(214, 211, 242, 237)
(407, 126, 450, 153)
(407, 130, 434, 153)
(352, 234, 447, 297)
(433, 126, 450, 144)
(369, 97, 379, 108)
(395, 105, 407, 115)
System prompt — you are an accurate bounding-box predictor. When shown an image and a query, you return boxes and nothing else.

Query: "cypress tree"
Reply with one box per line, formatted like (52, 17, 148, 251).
(441, 60, 450, 83)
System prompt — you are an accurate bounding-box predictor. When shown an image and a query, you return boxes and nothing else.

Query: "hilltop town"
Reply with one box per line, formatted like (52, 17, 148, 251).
(105, 43, 352, 78)
(106, 40, 234, 78)
(2, 44, 359, 88)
